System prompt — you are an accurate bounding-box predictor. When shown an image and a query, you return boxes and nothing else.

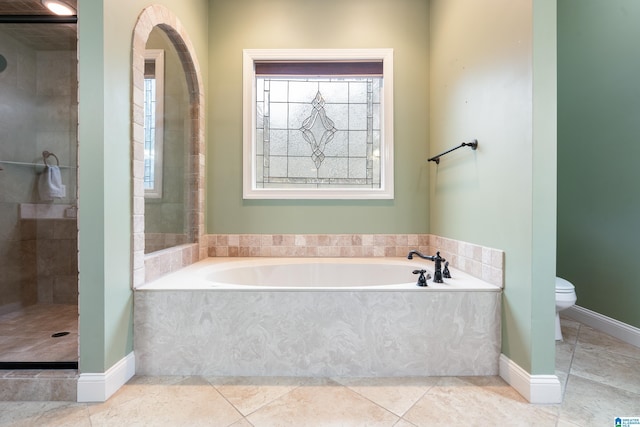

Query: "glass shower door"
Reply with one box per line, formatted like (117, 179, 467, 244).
(0, 14, 78, 369)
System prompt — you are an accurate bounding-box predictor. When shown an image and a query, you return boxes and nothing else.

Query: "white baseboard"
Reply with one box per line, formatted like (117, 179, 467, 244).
(77, 352, 136, 402)
(564, 305, 640, 348)
(499, 354, 561, 404)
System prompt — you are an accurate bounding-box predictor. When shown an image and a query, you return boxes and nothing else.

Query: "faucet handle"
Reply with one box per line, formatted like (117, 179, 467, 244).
(412, 269, 430, 287)
(443, 261, 451, 279)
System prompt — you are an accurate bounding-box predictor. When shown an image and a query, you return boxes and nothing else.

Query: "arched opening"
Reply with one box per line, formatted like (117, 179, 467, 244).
(131, 5, 205, 288)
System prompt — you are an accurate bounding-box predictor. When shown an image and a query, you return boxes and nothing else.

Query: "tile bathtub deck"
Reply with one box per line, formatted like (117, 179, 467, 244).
(0, 317, 639, 426)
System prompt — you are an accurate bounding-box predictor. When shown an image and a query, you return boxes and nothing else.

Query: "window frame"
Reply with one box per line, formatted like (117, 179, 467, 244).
(242, 48, 394, 200)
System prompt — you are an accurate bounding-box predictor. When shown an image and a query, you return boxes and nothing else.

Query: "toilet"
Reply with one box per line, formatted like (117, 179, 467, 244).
(555, 277, 577, 341)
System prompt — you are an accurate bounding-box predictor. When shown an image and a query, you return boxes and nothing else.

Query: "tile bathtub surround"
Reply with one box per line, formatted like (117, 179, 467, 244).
(143, 243, 200, 284)
(207, 234, 505, 287)
(134, 289, 501, 377)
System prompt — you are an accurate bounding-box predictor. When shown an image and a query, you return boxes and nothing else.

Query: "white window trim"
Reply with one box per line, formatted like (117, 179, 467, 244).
(242, 48, 394, 200)
(144, 49, 165, 199)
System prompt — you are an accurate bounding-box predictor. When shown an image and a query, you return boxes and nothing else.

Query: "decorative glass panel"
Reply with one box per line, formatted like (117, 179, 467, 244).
(243, 49, 394, 199)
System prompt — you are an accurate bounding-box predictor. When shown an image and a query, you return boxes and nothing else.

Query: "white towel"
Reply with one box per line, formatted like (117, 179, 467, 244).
(38, 165, 66, 201)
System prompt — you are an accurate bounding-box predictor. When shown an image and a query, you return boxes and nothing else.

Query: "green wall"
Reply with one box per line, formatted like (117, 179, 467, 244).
(207, 0, 430, 234)
(428, 0, 557, 374)
(77, 0, 209, 373)
(558, 0, 640, 329)
(78, 0, 107, 374)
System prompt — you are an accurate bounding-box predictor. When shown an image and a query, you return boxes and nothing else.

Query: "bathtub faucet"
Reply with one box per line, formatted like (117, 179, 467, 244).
(407, 250, 445, 283)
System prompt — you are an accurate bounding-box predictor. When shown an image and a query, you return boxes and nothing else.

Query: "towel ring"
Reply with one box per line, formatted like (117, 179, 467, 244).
(42, 151, 59, 167)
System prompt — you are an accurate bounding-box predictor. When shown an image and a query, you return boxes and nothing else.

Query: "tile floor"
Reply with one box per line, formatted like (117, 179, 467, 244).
(0, 305, 78, 363)
(0, 316, 638, 426)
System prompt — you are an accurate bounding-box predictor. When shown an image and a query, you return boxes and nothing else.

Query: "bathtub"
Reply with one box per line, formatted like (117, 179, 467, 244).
(134, 257, 502, 377)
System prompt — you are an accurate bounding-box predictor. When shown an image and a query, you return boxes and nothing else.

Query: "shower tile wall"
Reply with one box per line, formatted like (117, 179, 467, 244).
(20, 219, 77, 304)
(0, 30, 77, 314)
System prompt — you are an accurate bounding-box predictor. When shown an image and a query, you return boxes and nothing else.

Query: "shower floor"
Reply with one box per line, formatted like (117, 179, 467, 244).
(0, 304, 78, 364)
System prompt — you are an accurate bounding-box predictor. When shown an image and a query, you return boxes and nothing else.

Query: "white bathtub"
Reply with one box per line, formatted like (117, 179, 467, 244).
(137, 257, 499, 291)
(135, 257, 502, 377)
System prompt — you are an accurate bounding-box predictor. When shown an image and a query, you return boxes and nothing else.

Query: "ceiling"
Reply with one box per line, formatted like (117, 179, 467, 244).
(0, 0, 77, 51)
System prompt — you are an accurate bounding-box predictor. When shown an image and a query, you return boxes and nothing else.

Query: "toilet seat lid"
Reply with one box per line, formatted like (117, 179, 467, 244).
(556, 277, 575, 292)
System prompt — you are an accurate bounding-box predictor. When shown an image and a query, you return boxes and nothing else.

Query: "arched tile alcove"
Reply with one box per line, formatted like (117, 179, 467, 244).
(131, 5, 206, 288)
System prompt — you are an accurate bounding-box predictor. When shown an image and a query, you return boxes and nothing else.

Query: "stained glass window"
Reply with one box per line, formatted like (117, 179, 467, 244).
(255, 76, 381, 189)
(243, 49, 394, 199)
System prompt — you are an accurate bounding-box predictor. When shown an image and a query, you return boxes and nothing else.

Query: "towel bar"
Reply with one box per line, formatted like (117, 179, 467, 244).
(428, 139, 478, 164)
